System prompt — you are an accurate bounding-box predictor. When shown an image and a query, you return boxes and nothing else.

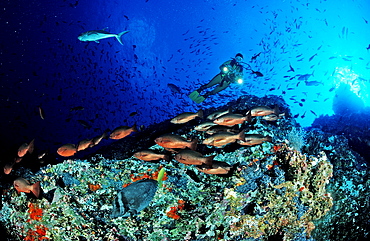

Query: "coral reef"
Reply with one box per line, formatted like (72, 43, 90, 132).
(224, 143, 333, 240)
(0, 95, 368, 240)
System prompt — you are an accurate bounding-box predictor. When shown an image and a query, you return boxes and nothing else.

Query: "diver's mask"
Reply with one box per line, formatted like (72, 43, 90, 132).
(235, 56, 243, 62)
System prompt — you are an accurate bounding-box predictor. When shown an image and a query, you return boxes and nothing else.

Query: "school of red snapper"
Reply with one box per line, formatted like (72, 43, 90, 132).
(5, 104, 283, 197)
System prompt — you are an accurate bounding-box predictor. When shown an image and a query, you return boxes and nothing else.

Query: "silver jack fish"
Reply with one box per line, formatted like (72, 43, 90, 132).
(78, 29, 129, 45)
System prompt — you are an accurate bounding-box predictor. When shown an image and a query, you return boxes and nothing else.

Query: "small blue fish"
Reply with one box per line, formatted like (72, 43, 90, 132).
(167, 83, 181, 94)
(297, 74, 313, 80)
(305, 80, 324, 86)
(309, 53, 317, 62)
(252, 70, 264, 77)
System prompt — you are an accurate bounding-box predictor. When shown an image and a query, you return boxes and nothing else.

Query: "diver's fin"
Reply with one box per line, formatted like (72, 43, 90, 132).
(189, 91, 200, 101)
(193, 95, 206, 104)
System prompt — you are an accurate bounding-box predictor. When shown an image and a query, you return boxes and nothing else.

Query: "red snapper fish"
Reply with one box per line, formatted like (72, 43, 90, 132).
(4, 161, 15, 175)
(13, 177, 41, 198)
(17, 139, 35, 158)
(4, 157, 23, 174)
(206, 107, 232, 120)
(57, 143, 77, 157)
(77, 138, 93, 152)
(90, 130, 109, 147)
(203, 130, 245, 147)
(262, 113, 285, 121)
(250, 105, 279, 117)
(133, 150, 170, 161)
(205, 125, 239, 135)
(238, 134, 272, 146)
(174, 150, 214, 166)
(155, 134, 197, 151)
(213, 111, 251, 127)
(109, 124, 137, 140)
(170, 110, 203, 124)
(196, 161, 232, 175)
(194, 121, 218, 132)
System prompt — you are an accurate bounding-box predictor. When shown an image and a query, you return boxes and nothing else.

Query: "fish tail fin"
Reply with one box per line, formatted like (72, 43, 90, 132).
(265, 136, 273, 142)
(28, 139, 35, 154)
(103, 129, 110, 139)
(162, 154, 170, 161)
(15, 156, 22, 163)
(204, 155, 216, 167)
(273, 105, 280, 115)
(131, 124, 138, 132)
(238, 129, 246, 142)
(190, 138, 198, 151)
(245, 110, 252, 123)
(197, 110, 204, 119)
(227, 106, 232, 114)
(116, 30, 129, 45)
(31, 181, 41, 198)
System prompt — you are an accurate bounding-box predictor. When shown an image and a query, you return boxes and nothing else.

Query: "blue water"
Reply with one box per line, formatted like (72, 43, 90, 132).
(1, 0, 369, 159)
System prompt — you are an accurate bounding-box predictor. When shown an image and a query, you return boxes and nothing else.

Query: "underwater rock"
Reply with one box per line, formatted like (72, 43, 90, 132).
(111, 179, 158, 218)
(62, 173, 81, 186)
(309, 108, 370, 164)
(332, 83, 364, 115)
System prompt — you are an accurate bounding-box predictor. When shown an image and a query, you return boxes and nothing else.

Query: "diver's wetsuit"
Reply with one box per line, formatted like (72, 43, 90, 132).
(197, 58, 244, 98)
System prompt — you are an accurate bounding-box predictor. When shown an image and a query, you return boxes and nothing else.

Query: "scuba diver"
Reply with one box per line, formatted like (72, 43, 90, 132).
(189, 53, 246, 104)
